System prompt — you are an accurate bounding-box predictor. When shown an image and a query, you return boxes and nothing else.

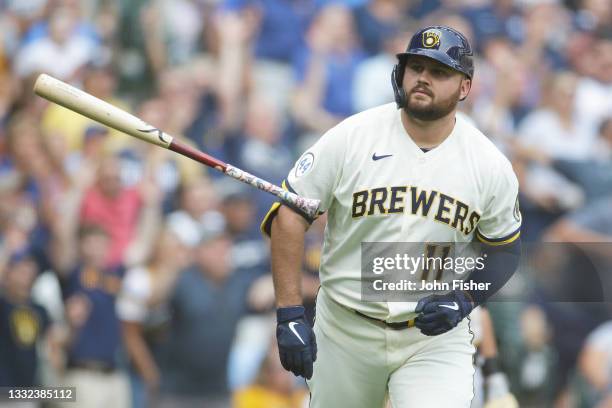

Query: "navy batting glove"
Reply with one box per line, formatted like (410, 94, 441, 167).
(415, 290, 474, 336)
(276, 306, 317, 379)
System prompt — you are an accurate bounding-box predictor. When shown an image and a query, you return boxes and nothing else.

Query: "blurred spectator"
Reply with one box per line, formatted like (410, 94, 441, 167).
(575, 0, 612, 32)
(574, 31, 612, 140)
(118, 96, 205, 207)
(222, 95, 293, 222)
(0, 114, 63, 271)
(0, 252, 57, 388)
(579, 320, 612, 407)
(166, 179, 224, 248)
(546, 194, 612, 244)
(220, 0, 313, 64)
(461, 0, 523, 49)
(218, 180, 269, 268)
(552, 117, 612, 202)
(14, 7, 101, 80)
(291, 4, 366, 134)
(56, 224, 130, 408)
(514, 305, 554, 407)
(233, 337, 308, 408)
(65, 125, 110, 176)
(159, 225, 254, 407)
(538, 201, 612, 406)
(115, 0, 162, 96)
(471, 37, 528, 149)
(79, 154, 161, 267)
(150, 0, 206, 66)
(517, 71, 593, 161)
(117, 228, 192, 408)
(353, 25, 411, 111)
(514, 71, 588, 238)
(0, 0, 48, 69)
(183, 56, 224, 152)
(352, 0, 408, 56)
(0, 71, 20, 137)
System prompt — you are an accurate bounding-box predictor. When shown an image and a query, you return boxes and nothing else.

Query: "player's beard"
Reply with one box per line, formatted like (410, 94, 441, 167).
(403, 85, 461, 121)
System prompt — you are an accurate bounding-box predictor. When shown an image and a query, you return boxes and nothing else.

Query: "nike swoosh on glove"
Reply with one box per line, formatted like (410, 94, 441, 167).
(276, 306, 317, 379)
(415, 290, 474, 336)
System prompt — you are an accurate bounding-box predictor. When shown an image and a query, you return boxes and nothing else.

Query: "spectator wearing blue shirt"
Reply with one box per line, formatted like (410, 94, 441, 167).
(0, 252, 52, 388)
(352, 0, 408, 56)
(291, 3, 366, 137)
(220, 0, 314, 63)
(55, 224, 130, 408)
(461, 0, 523, 51)
(216, 0, 317, 112)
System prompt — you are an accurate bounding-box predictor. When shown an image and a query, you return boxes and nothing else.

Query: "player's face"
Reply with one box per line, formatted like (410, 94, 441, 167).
(402, 56, 471, 121)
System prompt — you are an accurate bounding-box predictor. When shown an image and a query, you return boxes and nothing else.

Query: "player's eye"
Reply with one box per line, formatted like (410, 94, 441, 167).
(407, 63, 424, 73)
(431, 68, 449, 77)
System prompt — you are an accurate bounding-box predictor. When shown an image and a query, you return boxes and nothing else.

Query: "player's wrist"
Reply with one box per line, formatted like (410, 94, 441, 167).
(453, 290, 475, 313)
(276, 305, 305, 323)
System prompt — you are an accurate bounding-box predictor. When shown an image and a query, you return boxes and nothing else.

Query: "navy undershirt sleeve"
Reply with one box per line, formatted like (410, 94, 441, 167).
(464, 238, 521, 305)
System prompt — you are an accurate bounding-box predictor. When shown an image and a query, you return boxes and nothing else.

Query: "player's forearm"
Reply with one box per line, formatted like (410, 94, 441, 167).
(270, 206, 310, 307)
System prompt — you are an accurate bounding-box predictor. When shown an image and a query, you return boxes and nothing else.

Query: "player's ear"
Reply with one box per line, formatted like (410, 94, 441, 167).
(459, 77, 471, 101)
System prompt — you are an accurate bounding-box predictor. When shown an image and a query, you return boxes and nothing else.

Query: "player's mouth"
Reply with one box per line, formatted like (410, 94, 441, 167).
(411, 87, 433, 97)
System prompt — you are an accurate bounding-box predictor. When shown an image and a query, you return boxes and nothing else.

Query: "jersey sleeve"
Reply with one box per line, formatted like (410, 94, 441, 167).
(261, 124, 347, 237)
(475, 160, 521, 245)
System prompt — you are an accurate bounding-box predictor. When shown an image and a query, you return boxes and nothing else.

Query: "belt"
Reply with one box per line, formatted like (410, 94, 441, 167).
(354, 310, 416, 330)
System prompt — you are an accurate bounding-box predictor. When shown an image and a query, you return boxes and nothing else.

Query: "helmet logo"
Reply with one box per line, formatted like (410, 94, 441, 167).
(422, 30, 440, 49)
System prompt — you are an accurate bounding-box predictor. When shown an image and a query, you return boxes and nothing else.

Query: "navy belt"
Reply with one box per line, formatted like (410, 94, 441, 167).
(354, 310, 416, 330)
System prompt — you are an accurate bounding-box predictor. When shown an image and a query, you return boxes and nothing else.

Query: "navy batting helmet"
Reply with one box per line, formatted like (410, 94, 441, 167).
(392, 26, 474, 108)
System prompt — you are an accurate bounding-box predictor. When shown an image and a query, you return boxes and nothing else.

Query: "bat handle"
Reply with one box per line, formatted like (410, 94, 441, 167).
(225, 165, 321, 220)
(168, 139, 228, 171)
(165, 139, 322, 219)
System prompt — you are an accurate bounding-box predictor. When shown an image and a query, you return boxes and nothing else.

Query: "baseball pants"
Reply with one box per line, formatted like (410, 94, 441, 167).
(307, 288, 475, 408)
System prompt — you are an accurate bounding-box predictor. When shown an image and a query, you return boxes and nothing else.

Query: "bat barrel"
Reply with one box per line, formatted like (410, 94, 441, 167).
(33, 74, 173, 149)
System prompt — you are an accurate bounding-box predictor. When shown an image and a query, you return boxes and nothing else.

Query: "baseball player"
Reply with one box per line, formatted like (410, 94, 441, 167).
(262, 26, 521, 407)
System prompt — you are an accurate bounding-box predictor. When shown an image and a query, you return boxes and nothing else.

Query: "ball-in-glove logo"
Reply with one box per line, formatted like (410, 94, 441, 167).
(422, 30, 441, 49)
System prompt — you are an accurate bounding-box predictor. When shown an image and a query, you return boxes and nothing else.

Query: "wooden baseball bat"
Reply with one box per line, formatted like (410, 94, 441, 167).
(33, 73, 321, 220)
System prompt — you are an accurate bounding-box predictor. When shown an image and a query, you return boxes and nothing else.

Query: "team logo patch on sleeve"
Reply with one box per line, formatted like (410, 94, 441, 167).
(295, 152, 315, 177)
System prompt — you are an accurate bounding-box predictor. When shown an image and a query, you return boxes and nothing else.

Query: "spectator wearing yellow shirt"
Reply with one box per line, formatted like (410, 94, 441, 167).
(233, 341, 308, 408)
(41, 65, 132, 153)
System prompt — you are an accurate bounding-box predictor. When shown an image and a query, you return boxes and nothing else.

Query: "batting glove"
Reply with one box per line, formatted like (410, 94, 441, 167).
(276, 306, 317, 379)
(415, 290, 474, 336)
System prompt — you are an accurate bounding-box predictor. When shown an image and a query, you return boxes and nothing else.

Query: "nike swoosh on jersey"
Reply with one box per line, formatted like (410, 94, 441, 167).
(288, 322, 306, 345)
(372, 153, 393, 161)
(439, 302, 459, 311)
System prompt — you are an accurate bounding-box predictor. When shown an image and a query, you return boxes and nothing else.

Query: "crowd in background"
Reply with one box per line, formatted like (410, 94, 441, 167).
(0, 0, 611, 407)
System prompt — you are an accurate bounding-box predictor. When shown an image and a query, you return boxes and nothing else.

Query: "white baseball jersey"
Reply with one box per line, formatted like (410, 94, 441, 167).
(262, 102, 521, 322)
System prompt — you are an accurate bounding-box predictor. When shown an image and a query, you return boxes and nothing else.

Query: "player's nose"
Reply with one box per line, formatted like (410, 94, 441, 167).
(416, 69, 433, 84)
